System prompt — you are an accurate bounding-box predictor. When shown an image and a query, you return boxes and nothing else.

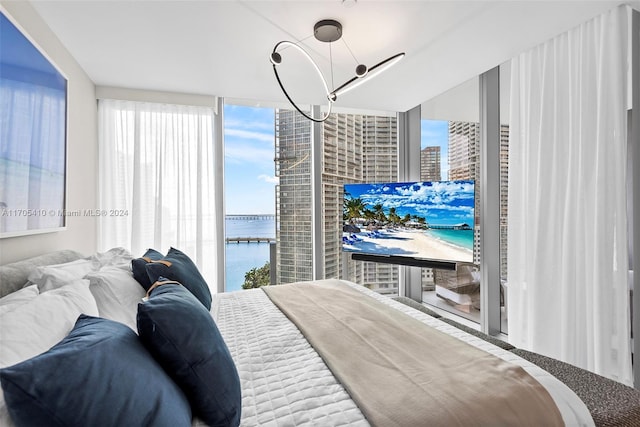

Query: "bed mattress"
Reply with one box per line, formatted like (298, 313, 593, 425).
(211, 280, 594, 427)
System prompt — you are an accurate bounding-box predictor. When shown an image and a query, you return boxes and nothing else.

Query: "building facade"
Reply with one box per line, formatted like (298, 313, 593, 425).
(275, 110, 398, 293)
(446, 121, 509, 278)
(420, 146, 441, 182)
(274, 110, 313, 283)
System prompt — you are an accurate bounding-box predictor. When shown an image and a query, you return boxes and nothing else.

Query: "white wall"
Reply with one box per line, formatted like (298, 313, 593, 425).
(420, 62, 511, 125)
(0, 1, 98, 264)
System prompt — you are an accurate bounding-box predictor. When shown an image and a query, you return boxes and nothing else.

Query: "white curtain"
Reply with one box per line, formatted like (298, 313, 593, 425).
(98, 99, 218, 287)
(508, 5, 632, 384)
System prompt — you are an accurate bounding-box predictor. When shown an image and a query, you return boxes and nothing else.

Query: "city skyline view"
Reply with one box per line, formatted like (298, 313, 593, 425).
(224, 102, 449, 215)
(421, 119, 449, 179)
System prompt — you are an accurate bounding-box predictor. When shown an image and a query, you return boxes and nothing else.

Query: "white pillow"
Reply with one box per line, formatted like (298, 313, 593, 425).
(88, 247, 134, 268)
(0, 280, 98, 368)
(86, 265, 145, 331)
(0, 388, 14, 427)
(0, 285, 39, 316)
(27, 259, 97, 292)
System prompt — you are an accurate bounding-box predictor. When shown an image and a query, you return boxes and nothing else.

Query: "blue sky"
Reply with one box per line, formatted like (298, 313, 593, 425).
(224, 104, 276, 214)
(224, 104, 450, 215)
(345, 181, 474, 226)
(421, 119, 449, 179)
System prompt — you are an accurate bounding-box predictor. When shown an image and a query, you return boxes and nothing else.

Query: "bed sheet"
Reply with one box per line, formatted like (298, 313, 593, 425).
(211, 287, 369, 426)
(211, 280, 594, 427)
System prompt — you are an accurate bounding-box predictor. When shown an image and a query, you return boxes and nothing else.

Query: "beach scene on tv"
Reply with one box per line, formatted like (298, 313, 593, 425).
(343, 180, 475, 263)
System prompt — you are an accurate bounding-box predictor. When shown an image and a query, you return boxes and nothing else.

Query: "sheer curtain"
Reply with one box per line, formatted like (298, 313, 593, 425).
(508, 5, 632, 384)
(98, 99, 219, 287)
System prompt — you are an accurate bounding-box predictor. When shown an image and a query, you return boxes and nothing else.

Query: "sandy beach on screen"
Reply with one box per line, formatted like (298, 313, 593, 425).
(345, 228, 472, 262)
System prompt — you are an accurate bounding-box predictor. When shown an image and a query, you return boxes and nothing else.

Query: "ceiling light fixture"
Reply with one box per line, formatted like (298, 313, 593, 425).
(270, 19, 405, 122)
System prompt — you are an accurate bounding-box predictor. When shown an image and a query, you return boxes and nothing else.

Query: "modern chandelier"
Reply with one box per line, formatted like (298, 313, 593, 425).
(269, 19, 405, 122)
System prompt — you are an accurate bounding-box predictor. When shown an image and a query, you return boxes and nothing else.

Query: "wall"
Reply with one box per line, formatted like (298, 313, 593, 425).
(0, 1, 98, 264)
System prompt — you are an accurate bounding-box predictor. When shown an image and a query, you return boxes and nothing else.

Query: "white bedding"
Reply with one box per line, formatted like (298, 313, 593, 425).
(210, 286, 369, 427)
(212, 280, 594, 427)
(0, 248, 594, 427)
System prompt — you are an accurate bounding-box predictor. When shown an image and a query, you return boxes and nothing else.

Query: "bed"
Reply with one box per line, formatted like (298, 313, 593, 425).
(0, 248, 639, 427)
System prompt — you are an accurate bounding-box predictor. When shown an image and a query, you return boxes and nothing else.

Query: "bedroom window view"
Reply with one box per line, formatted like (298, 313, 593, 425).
(420, 76, 483, 324)
(223, 103, 277, 292)
(499, 62, 511, 333)
(222, 101, 503, 305)
(275, 109, 400, 292)
(274, 109, 313, 283)
(420, 74, 510, 331)
(323, 113, 399, 293)
(225, 105, 400, 291)
(420, 118, 482, 323)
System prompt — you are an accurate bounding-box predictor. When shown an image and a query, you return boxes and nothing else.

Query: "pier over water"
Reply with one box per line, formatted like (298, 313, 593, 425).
(226, 214, 275, 221)
(428, 223, 471, 230)
(226, 237, 275, 243)
(226, 215, 276, 244)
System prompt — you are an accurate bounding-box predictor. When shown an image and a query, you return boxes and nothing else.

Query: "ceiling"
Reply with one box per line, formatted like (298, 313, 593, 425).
(30, 0, 635, 113)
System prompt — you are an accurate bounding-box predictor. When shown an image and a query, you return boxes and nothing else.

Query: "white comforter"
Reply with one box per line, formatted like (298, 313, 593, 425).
(210, 280, 594, 427)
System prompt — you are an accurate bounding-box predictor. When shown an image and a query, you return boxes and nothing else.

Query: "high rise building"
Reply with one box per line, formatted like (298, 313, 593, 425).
(448, 121, 481, 266)
(446, 121, 509, 277)
(420, 146, 441, 182)
(354, 115, 398, 293)
(274, 110, 313, 283)
(499, 125, 510, 279)
(275, 110, 398, 292)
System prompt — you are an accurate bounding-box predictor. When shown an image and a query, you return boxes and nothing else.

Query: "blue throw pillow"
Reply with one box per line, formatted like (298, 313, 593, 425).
(0, 315, 192, 427)
(131, 248, 164, 290)
(137, 283, 241, 427)
(144, 247, 212, 309)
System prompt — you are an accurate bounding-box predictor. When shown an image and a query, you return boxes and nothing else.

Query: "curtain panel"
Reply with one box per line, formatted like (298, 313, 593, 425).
(508, 5, 632, 384)
(97, 99, 218, 287)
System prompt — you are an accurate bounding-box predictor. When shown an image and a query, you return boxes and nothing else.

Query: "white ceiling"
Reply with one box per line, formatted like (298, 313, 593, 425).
(30, 0, 635, 113)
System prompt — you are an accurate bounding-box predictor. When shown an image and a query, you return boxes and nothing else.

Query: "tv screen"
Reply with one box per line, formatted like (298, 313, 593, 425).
(343, 180, 475, 264)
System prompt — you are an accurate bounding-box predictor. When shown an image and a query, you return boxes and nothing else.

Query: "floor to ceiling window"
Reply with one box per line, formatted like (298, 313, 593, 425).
(325, 113, 399, 295)
(274, 109, 313, 284)
(274, 108, 399, 293)
(417, 71, 510, 332)
(420, 76, 483, 324)
(499, 61, 511, 334)
(223, 102, 276, 291)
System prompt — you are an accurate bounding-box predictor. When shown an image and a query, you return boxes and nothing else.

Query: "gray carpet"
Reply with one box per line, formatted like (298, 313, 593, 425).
(512, 349, 640, 427)
(393, 296, 640, 427)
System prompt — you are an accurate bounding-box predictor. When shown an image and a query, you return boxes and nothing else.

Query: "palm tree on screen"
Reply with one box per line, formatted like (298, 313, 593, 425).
(373, 204, 386, 223)
(344, 197, 365, 222)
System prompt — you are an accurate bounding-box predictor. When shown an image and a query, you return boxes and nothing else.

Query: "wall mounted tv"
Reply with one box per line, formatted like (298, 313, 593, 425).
(343, 180, 475, 268)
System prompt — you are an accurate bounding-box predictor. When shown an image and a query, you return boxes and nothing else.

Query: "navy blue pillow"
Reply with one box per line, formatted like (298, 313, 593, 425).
(144, 247, 212, 309)
(137, 284, 241, 427)
(131, 248, 164, 290)
(0, 315, 192, 427)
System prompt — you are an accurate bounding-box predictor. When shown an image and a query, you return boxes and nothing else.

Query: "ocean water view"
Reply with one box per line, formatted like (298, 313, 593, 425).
(425, 229, 474, 251)
(225, 215, 275, 292)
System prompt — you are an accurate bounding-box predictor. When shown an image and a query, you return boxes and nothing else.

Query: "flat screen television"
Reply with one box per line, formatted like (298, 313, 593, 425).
(343, 180, 475, 266)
